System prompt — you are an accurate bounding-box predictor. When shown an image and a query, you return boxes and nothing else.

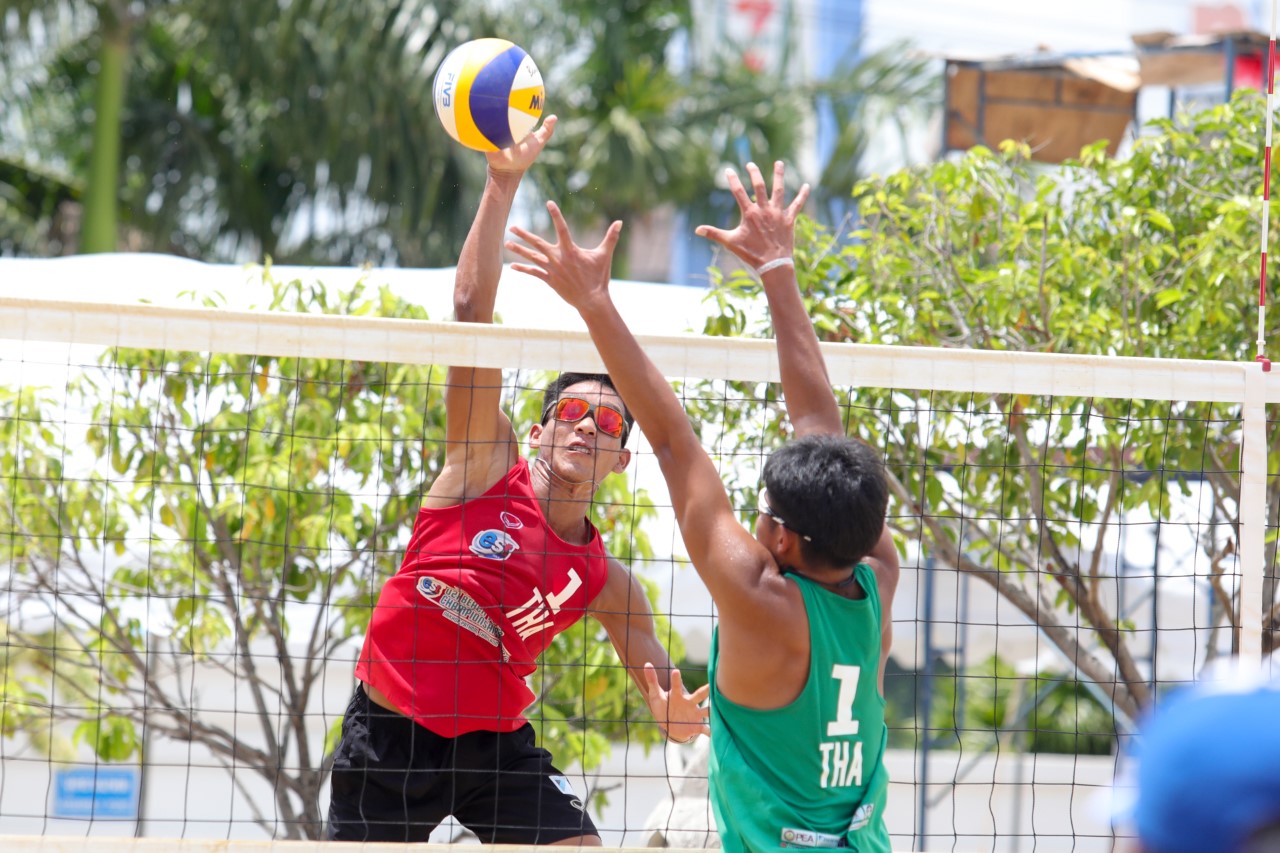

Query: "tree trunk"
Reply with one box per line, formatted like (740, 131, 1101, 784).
(82, 27, 130, 253)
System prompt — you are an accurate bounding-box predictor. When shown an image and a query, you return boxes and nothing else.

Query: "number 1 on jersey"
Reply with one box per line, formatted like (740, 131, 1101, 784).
(827, 664, 860, 737)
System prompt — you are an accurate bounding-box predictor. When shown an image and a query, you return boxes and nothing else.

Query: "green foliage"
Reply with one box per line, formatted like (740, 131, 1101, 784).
(0, 272, 678, 834)
(927, 655, 1116, 756)
(0, 155, 80, 254)
(2, 1, 937, 269)
(0, 0, 500, 262)
(519, 2, 936, 276)
(701, 93, 1279, 726)
(811, 41, 938, 219)
(73, 714, 139, 762)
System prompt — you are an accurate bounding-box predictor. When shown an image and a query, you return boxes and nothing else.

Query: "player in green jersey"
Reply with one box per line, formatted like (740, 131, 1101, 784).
(507, 160, 900, 851)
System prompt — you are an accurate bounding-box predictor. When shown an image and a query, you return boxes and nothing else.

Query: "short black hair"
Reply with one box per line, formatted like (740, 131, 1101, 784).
(762, 434, 888, 569)
(540, 372, 634, 446)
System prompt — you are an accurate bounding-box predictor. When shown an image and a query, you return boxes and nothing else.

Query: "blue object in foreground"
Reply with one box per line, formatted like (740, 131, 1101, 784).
(1130, 680, 1280, 853)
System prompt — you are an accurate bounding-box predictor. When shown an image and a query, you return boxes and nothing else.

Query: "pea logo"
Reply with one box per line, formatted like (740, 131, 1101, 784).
(470, 528, 520, 560)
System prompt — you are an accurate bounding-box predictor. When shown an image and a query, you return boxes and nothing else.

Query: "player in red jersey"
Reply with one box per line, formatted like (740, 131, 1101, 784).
(327, 116, 709, 845)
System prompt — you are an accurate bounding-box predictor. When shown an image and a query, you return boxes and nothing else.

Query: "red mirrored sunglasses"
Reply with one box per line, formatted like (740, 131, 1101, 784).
(542, 396, 629, 441)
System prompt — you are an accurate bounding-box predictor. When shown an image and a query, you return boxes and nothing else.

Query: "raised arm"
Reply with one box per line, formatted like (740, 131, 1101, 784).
(505, 205, 780, 624)
(695, 161, 840, 438)
(429, 118, 557, 506)
(588, 559, 710, 744)
(700, 162, 901, 690)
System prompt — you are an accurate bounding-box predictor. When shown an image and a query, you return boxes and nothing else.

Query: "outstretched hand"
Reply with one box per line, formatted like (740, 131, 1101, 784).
(695, 160, 810, 272)
(642, 662, 711, 744)
(485, 115, 558, 175)
(506, 201, 622, 313)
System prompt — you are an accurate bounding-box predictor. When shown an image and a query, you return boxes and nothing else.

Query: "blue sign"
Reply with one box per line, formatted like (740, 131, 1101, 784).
(52, 767, 140, 820)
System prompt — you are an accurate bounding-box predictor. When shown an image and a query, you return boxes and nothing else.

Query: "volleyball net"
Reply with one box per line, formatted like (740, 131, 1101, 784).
(1, 276, 1275, 852)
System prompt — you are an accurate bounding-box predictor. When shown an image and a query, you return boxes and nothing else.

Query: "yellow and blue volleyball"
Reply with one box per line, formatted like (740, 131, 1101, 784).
(433, 38, 544, 152)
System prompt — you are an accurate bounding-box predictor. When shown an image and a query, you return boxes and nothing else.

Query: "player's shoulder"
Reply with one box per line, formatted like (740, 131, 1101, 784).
(426, 452, 522, 507)
(863, 554, 900, 602)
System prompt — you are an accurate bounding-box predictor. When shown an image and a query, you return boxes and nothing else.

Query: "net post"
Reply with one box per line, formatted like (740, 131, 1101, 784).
(1238, 364, 1268, 663)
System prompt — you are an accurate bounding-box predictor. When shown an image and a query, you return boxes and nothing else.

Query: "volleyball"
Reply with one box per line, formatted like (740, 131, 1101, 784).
(433, 38, 544, 152)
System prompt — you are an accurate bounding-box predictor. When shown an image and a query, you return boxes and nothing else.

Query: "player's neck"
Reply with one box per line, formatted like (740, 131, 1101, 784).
(531, 455, 596, 543)
(785, 562, 864, 598)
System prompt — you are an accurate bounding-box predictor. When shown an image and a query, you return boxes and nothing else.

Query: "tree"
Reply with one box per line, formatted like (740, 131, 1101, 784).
(0, 155, 80, 254)
(810, 41, 938, 224)
(1, 1, 936, 270)
(516, 0, 796, 278)
(926, 655, 1116, 757)
(520, 2, 936, 277)
(0, 273, 679, 838)
(0, 0, 502, 262)
(0, 5, 84, 254)
(698, 92, 1276, 726)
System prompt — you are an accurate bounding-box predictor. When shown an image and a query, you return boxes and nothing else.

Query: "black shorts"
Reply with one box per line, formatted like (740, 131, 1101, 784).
(326, 684, 598, 844)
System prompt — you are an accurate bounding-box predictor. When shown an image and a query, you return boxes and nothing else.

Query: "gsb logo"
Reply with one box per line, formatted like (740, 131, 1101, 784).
(470, 528, 520, 560)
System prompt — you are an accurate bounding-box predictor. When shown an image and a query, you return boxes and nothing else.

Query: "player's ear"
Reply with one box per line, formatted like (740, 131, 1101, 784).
(610, 448, 632, 474)
(529, 422, 544, 451)
(776, 525, 806, 560)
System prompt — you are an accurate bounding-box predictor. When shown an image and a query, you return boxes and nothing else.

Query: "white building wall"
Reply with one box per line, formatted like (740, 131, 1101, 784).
(863, 0, 1252, 58)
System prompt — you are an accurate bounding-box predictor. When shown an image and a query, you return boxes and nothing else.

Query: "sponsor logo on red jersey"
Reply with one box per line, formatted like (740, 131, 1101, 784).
(416, 576, 509, 662)
(470, 528, 520, 560)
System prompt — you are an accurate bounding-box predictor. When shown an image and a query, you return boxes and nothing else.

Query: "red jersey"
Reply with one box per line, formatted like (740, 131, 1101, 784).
(355, 458, 610, 736)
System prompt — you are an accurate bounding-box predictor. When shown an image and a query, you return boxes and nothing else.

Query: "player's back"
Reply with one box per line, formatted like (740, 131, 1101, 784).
(708, 565, 891, 852)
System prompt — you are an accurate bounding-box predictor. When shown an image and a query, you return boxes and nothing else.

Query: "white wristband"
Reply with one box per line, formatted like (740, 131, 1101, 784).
(755, 256, 794, 277)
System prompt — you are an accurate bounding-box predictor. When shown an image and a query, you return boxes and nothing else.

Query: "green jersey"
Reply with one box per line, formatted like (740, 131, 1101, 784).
(708, 563, 890, 852)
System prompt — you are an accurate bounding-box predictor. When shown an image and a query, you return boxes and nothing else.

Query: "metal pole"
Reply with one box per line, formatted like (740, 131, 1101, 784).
(915, 554, 936, 851)
(1238, 366, 1268, 664)
(133, 631, 155, 837)
(1151, 515, 1161, 686)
